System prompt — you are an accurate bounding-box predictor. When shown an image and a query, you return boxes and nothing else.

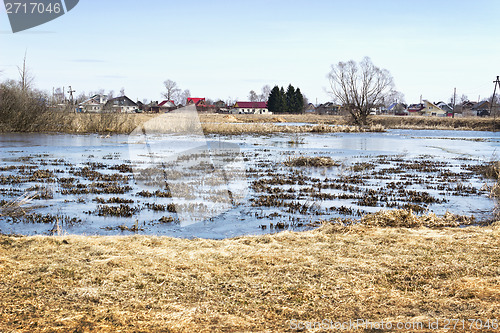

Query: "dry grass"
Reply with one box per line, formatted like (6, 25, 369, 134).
(201, 122, 385, 134)
(359, 209, 477, 228)
(0, 192, 37, 218)
(368, 115, 498, 131)
(483, 161, 500, 217)
(201, 114, 498, 131)
(283, 156, 340, 167)
(3, 112, 496, 134)
(0, 216, 499, 332)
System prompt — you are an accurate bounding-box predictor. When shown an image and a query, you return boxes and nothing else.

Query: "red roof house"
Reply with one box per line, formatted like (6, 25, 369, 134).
(232, 101, 270, 114)
(186, 98, 206, 106)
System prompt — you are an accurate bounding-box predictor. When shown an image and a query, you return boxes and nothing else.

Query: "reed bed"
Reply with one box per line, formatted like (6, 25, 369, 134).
(0, 192, 37, 218)
(200, 122, 383, 134)
(200, 114, 497, 131)
(482, 161, 500, 217)
(2, 112, 495, 134)
(0, 215, 499, 332)
(358, 209, 477, 228)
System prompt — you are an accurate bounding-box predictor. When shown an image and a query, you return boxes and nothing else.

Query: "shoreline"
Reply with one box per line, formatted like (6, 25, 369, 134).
(0, 113, 498, 134)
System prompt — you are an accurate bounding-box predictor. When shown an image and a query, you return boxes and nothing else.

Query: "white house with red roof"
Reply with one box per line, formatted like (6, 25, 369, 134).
(158, 100, 176, 111)
(232, 101, 270, 114)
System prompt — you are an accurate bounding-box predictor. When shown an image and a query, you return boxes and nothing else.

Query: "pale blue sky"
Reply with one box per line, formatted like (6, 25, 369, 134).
(1, 0, 499, 104)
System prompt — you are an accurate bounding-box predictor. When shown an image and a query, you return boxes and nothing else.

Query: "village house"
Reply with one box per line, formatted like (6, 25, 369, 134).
(77, 94, 108, 113)
(186, 98, 216, 112)
(231, 101, 270, 114)
(436, 101, 453, 114)
(135, 101, 145, 112)
(387, 102, 408, 115)
(304, 103, 316, 113)
(214, 100, 229, 113)
(316, 102, 341, 115)
(407, 103, 425, 115)
(472, 101, 490, 116)
(143, 100, 176, 113)
(421, 100, 447, 116)
(158, 100, 176, 112)
(103, 96, 138, 113)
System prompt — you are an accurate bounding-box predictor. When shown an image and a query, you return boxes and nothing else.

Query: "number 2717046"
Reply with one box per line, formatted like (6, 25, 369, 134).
(5, 2, 62, 14)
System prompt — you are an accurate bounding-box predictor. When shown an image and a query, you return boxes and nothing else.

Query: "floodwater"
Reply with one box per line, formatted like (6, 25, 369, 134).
(0, 129, 498, 238)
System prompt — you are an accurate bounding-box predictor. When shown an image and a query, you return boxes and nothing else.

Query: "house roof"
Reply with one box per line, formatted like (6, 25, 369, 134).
(388, 102, 397, 110)
(317, 102, 340, 108)
(187, 98, 205, 105)
(407, 103, 424, 111)
(423, 100, 447, 113)
(106, 96, 137, 107)
(158, 100, 175, 107)
(472, 100, 490, 110)
(234, 101, 268, 108)
(80, 97, 101, 106)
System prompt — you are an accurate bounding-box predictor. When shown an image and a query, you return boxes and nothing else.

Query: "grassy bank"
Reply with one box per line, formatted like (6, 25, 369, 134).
(0, 216, 499, 332)
(0, 112, 497, 134)
(201, 114, 498, 131)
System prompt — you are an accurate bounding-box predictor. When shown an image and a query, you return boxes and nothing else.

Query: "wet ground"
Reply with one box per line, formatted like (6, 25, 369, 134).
(0, 129, 498, 238)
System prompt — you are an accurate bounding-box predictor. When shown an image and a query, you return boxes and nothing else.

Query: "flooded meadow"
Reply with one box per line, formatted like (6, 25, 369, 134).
(0, 129, 498, 238)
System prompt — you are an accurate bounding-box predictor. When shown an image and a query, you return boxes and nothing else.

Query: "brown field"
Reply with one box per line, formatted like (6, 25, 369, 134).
(1, 112, 497, 134)
(200, 114, 498, 132)
(1, 210, 499, 333)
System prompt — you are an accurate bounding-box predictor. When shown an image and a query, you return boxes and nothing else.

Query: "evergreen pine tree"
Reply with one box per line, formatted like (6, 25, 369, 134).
(294, 88, 304, 114)
(278, 86, 286, 113)
(267, 86, 281, 113)
(285, 84, 295, 114)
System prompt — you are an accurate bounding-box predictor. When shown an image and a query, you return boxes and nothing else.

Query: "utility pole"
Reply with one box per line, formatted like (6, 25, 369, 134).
(67, 86, 75, 105)
(491, 76, 500, 131)
(452, 87, 456, 118)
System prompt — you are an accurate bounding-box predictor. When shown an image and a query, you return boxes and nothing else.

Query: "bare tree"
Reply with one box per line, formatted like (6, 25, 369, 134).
(54, 87, 65, 104)
(386, 90, 405, 105)
(248, 90, 258, 102)
(75, 91, 88, 104)
(259, 85, 271, 102)
(226, 97, 235, 108)
(163, 79, 181, 101)
(120, 87, 125, 97)
(174, 89, 190, 106)
(18, 51, 34, 92)
(107, 90, 115, 99)
(328, 57, 398, 125)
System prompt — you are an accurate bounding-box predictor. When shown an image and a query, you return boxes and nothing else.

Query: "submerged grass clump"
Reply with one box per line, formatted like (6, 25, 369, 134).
(283, 156, 340, 167)
(359, 209, 476, 228)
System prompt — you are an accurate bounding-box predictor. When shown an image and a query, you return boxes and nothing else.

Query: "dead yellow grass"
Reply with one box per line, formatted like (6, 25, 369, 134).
(201, 114, 498, 131)
(359, 209, 477, 228)
(1, 220, 499, 332)
(5, 112, 496, 134)
(283, 156, 340, 167)
(200, 122, 372, 134)
(368, 115, 498, 131)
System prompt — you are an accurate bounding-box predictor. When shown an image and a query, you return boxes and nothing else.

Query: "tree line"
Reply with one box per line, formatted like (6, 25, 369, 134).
(267, 84, 304, 114)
